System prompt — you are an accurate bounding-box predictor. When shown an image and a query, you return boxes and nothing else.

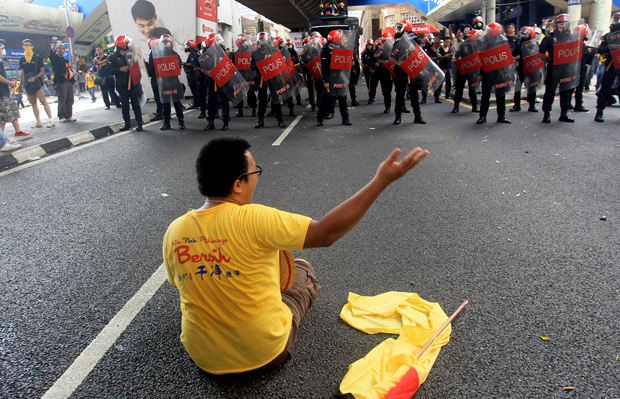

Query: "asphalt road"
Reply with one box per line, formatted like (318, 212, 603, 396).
(1, 86, 619, 399)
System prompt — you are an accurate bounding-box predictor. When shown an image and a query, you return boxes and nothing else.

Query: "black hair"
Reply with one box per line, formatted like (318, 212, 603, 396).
(131, 0, 156, 21)
(149, 27, 172, 39)
(196, 137, 251, 197)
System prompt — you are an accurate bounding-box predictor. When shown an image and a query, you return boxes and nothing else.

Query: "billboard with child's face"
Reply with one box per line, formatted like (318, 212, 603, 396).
(106, 0, 197, 96)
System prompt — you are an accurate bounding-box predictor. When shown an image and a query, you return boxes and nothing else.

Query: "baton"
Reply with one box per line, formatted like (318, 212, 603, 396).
(415, 300, 469, 359)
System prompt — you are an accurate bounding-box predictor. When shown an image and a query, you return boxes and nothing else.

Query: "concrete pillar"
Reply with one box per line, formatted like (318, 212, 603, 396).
(486, 0, 496, 24)
(593, 0, 612, 34)
(568, 1, 582, 31)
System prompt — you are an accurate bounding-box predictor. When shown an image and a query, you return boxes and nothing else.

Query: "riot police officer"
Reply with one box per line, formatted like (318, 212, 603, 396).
(107, 35, 143, 131)
(392, 20, 425, 125)
(183, 39, 200, 109)
(594, 13, 620, 122)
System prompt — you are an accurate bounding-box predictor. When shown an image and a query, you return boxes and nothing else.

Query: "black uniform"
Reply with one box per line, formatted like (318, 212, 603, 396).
(573, 40, 595, 111)
(361, 47, 377, 103)
(421, 43, 441, 103)
(92, 54, 121, 109)
(194, 50, 207, 118)
(251, 48, 285, 128)
(107, 50, 143, 129)
(316, 43, 350, 125)
(184, 49, 200, 108)
(511, 40, 538, 112)
(539, 32, 573, 121)
(147, 51, 184, 129)
(201, 45, 230, 130)
(145, 52, 164, 119)
(393, 32, 425, 125)
(349, 54, 361, 105)
(595, 30, 618, 122)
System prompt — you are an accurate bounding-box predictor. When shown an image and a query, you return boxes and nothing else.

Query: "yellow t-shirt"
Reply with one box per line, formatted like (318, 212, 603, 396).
(86, 74, 96, 88)
(163, 203, 312, 374)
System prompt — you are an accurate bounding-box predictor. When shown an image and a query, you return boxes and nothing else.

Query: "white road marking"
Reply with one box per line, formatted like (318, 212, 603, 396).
(272, 113, 304, 146)
(41, 263, 167, 399)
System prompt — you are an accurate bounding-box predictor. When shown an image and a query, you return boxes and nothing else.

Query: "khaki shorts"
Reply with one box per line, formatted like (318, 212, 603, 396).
(256, 259, 321, 371)
(26, 87, 48, 105)
(0, 97, 20, 123)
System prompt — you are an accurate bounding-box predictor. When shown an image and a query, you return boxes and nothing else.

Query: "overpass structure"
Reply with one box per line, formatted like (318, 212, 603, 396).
(1, 0, 619, 56)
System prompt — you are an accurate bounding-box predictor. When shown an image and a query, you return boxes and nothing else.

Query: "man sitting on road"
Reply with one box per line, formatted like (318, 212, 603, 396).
(163, 137, 429, 374)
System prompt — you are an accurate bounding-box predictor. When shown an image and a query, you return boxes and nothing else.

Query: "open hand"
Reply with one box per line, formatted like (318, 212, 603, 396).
(375, 147, 429, 185)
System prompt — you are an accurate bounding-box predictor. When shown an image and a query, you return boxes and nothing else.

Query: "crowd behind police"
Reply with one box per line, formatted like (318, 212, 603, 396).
(2, 12, 620, 152)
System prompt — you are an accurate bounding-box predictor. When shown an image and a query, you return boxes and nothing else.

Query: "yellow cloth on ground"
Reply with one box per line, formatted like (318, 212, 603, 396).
(339, 292, 451, 399)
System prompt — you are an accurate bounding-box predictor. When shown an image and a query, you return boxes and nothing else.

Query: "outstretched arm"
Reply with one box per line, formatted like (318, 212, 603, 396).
(303, 147, 429, 248)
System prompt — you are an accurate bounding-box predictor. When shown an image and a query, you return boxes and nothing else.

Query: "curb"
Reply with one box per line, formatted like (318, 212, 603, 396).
(0, 103, 192, 170)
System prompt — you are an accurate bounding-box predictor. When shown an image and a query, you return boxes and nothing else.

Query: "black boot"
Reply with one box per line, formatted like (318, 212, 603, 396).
(289, 108, 295, 116)
(542, 112, 551, 123)
(393, 113, 402, 125)
(452, 103, 459, 113)
(310, 105, 316, 112)
(342, 118, 352, 125)
(160, 119, 171, 131)
(471, 105, 480, 113)
(558, 112, 574, 123)
(316, 118, 323, 126)
(497, 115, 511, 124)
(120, 123, 131, 131)
(574, 104, 589, 112)
(152, 114, 164, 121)
(198, 111, 206, 119)
(510, 92, 521, 112)
(325, 113, 333, 120)
(594, 109, 604, 122)
(368, 98, 374, 104)
(221, 121, 229, 131)
(236, 109, 243, 117)
(383, 106, 390, 114)
(528, 104, 539, 112)
(277, 118, 286, 128)
(476, 116, 487, 124)
(402, 107, 411, 113)
(179, 118, 185, 130)
(135, 122, 143, 132)
(413, 111, 426, 124)
(351, 99, 360, 106)
(204, 121, 215, 131)
(254, 117, 265, 128)
(251, 107, 257, 117)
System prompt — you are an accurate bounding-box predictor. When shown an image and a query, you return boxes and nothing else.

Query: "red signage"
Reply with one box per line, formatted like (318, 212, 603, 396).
(554, 39, 581, 66)
(154, 55, 181, 78)
(480, 43, 514, 72)
(385, 60, 396, 77)
(610, 32, 620, 70)
(400, 46, 428, 79)
(234, 52, 252, 70)
(330, 48, 354, 70)
(129, 62, 141, 85)
(197, 0, 217, 22)
(256, 52, 286, 81)
(456, 52, 481, 75)
(306, 55, 322, 79)
(208, 55, 236, 87)
(523, 53, 544, 74)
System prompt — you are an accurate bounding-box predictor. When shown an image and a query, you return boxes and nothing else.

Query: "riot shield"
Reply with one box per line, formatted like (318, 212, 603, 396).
(521, 38, 544, 93)
(252, 42, 293, 103)
(234, 40, 257, 91)
(552, 31, 581, 91)
(328, 30, 356, 96)
(300, 41, 322, 80)
(125, 41, 146, 105)
(280, 46, 303, 96)
(151, 38, 185, 103)
(199, 43, 249, 106)
(455, 38, 481, 82)
(606, 30, 620, 78)
(390, 34, 445, 93)
(478, 29, 515, 96)
(373, 39, 396, 77)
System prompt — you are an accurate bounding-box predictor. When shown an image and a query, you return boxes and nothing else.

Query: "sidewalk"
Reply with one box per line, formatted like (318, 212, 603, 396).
(1, 91, 174, 170)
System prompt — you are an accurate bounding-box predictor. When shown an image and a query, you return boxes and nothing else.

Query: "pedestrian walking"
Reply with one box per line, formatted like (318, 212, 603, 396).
(0, 41, 32, 141)
(86, 69, 97, 102)
(19, 39, 55, 128)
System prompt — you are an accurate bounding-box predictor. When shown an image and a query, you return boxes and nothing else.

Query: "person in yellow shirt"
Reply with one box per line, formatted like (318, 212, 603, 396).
(163, 137, 429, 374)
(86, 68, 96, 102)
